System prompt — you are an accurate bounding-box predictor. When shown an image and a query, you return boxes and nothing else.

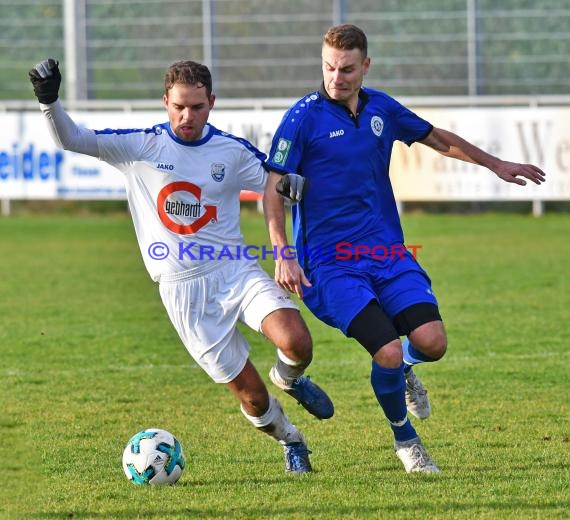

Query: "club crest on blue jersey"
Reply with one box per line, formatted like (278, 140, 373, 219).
(211, 163, 226, 182)
(371, 115, 384, 137)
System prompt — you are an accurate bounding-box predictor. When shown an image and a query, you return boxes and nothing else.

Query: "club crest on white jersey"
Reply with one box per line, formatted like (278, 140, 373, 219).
(211, 163, 226, 182)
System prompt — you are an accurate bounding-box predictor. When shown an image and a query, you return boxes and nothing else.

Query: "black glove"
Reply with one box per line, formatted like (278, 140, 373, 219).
(29, 58, 61, 104)
(276, 173, 307, 203)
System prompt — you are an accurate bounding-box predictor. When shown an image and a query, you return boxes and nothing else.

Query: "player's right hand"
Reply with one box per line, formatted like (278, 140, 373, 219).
(29, 58, 61, 104)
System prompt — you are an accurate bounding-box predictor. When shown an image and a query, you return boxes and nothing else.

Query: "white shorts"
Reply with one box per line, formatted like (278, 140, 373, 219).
(158, 260, 298, 384)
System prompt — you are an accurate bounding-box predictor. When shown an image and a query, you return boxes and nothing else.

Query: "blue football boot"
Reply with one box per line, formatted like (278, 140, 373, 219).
(283, 441, 312, 473)
(270, 367, 334, 420)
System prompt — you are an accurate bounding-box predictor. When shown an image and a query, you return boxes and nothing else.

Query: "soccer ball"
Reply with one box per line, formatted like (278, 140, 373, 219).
(122, 428, 185, 485)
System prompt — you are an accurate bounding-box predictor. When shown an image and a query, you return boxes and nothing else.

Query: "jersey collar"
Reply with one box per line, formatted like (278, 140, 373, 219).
(318, 83, 369, 116)
(165, 123, 214, 146)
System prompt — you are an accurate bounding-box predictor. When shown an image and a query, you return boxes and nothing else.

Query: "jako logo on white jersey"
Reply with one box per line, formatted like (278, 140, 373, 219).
(157, 163, 174, 171)
(329, 129, 344, 138)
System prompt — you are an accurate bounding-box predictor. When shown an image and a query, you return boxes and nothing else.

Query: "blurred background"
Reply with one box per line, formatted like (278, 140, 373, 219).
(2, 0, 569, 101)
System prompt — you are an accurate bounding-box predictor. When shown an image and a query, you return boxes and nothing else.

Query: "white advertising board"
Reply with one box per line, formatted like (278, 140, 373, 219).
(0, 107, 568, 201)
(391, 107, 570, 201)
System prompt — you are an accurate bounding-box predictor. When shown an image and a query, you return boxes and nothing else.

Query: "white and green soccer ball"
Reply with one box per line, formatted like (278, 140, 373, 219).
(122, 428, 185, 485)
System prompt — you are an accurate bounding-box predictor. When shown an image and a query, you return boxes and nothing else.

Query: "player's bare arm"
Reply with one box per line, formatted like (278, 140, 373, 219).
(263, 171, 311, 299)
(420, 127, 546, 186)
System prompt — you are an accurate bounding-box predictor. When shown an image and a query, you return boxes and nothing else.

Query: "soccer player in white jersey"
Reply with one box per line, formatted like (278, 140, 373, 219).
(29, 58, 334, 473)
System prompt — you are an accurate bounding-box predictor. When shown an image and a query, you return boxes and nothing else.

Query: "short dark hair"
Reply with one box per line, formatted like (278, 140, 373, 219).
(323, 24, 368, 58)
(164, 61, 212, 97)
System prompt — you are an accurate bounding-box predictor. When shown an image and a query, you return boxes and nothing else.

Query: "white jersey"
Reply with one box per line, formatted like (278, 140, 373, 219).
(96, 124, 267, 281)
(41, 102, 267, 281)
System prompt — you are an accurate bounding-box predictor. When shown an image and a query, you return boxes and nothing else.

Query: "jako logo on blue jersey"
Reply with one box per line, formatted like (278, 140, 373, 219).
(329, 129, 344, 138)
(157, 163, 174, 171)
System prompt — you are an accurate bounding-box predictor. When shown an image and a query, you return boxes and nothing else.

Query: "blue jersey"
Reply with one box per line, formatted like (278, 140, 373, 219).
(267, 86, 432, 272)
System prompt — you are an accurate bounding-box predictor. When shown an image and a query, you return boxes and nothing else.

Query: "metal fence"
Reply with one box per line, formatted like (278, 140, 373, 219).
(1, 0, 569, 102)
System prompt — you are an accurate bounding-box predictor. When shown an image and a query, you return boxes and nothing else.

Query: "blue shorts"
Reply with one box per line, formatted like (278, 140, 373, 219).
(303, 257, 438, 336)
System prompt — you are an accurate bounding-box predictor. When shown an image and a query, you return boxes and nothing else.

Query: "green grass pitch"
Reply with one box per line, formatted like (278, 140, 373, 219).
(1, 210, 569, 519)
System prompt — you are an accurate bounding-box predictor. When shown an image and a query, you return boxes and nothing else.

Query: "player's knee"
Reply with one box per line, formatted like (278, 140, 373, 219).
(431, 334, 447, 360)
(373, 339, 403, 369)
(287, 332, 313, 364)
(279, 321, 313, 363)
(422, 330, 447, 360)
(409, 323, 447, 360)
(263, 310, 313, 362)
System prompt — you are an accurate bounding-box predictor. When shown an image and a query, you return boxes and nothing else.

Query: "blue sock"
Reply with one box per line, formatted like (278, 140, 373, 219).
(402, 338, 436, 372)
(370, 360, 417, 442)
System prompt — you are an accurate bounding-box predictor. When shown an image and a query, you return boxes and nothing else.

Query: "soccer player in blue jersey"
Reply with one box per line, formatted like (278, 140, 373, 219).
(29, 58, 334, 474)
(263, 24, 546, 473)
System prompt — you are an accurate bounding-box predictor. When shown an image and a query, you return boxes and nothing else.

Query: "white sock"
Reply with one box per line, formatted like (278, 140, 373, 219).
(240, 395, 304, 445)
(270, 349, 308, 388)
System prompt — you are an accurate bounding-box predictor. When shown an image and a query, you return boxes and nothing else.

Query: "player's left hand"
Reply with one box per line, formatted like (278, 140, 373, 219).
(276, 173, 307, 203)
(494, 161, 546, 186)
(274, 257, 311, 300)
